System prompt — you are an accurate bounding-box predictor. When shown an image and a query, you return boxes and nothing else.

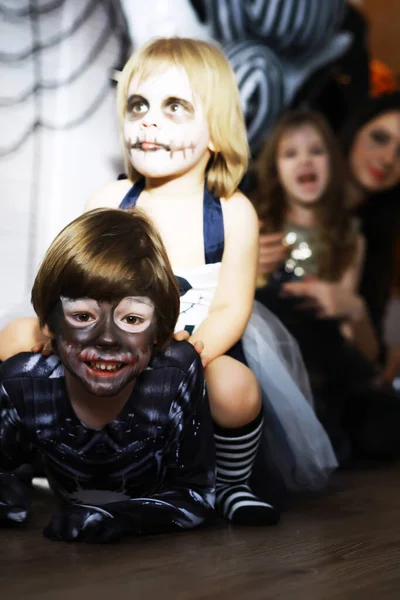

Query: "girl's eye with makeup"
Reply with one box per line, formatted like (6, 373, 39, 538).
(370, 130, 390, 145)
(167, 102, 185, 114)
(132, 101, 148, 114)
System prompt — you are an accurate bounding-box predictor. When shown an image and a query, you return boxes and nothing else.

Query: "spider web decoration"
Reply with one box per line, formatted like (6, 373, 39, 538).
(0, 0, 129, 157)
(0, 0, 129, 309)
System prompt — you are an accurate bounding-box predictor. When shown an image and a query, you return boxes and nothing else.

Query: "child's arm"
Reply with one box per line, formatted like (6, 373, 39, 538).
(190, 192, 259, 361)
(337, 234, 379, 360)
(0, 378, 34, 524)
(283, 234, 379, 362)
(0, 317, 47, 361)
(43, 354, 216, 543)
(338, 234, 366, 293)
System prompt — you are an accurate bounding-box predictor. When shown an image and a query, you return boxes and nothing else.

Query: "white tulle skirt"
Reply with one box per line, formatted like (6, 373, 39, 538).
(242, 300, 338, 492)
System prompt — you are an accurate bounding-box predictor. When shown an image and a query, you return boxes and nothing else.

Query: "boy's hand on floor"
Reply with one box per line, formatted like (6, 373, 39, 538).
(43, 505, 120, 543)
(0, 467, 33, 524)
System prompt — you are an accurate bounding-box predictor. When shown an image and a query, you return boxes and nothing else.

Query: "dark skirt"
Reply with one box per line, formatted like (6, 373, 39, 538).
(255, 285, 400, 464)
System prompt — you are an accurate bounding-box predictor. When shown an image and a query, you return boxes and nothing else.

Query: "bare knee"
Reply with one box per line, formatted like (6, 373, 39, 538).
(205, 356, 261, 428)
(0, 317, 43, 361)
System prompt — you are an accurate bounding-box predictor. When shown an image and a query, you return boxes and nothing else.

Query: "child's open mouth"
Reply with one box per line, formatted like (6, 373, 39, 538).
(297, 173, 317, 184)
(85, 360, 125, 373)
(77, 351, 135, 376)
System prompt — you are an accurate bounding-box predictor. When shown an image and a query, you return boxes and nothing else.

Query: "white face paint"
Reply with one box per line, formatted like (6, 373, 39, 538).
(124, 66, 212, 179)
(60, 296, 155, 334)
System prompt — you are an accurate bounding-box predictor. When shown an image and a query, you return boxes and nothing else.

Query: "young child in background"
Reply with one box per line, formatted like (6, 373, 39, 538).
(254, 110, 369, 340)
(0, 208, 215, 543)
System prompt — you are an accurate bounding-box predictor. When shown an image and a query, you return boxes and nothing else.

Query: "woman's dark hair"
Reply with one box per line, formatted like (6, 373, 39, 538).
(340, 91, 400, 158)
(340, 92, 400, 342)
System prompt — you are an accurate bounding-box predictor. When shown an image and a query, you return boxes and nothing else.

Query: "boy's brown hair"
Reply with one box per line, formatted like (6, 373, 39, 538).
(31, 207, 180, 351)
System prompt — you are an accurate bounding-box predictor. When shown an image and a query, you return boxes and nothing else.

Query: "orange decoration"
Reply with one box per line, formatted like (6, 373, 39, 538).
(370, 59, 399, 97)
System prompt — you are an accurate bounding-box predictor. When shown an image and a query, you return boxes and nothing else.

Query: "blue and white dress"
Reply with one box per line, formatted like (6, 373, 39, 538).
(120, 180, 338, 492)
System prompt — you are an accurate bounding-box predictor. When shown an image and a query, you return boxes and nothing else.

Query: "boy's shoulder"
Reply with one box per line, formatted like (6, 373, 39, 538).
(150, 340, 202, 374)
(0, 353, 63, 383)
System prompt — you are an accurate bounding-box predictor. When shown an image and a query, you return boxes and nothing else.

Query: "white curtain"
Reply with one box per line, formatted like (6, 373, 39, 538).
(0, 0, 125, 315)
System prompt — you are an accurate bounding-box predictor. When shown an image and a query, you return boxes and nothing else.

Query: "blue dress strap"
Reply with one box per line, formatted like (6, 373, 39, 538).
(119, 179, 224, 264)
(119, 179, 145, 209)
(203, 186, 224, 264)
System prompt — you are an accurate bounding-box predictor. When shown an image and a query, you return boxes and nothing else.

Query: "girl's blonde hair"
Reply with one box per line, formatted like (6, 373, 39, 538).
(254, 110, 357, 281)
(117, 37, 249, 199)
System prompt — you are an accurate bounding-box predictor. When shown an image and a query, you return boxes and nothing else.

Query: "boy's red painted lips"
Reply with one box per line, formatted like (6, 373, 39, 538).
(77, 349, 136, 366)
(84, 361, 128, 376)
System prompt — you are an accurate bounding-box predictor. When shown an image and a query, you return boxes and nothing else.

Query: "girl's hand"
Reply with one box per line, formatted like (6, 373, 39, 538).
(173, 330, 209, 368)
(282, 276, 364, 321)
(31, 338, 53, 356)
(258, 227, 289, 279)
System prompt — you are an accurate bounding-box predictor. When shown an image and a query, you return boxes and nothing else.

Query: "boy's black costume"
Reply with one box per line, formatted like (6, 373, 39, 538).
(0, 342, 215, 542)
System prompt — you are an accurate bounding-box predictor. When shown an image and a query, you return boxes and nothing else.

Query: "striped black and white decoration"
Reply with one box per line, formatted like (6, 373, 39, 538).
(225, 41, 284, 154)
(244, 0, 347, 56)
(204, 0, 346, 56)
(205, 0, 246, 43)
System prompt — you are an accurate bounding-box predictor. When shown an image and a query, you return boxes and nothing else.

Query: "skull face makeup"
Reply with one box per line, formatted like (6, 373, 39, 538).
(53, 296, 157, 398)
(124, 66, 213, 179)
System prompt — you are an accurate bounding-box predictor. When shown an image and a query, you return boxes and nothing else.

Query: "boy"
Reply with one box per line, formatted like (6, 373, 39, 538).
(0, 207, 215, 542)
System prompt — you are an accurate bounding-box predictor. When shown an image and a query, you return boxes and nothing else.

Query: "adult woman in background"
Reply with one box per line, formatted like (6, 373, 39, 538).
(341, 92, 400, 381)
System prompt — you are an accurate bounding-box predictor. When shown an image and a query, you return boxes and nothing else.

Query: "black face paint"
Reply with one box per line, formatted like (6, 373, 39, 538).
(52, 297, 157, 397)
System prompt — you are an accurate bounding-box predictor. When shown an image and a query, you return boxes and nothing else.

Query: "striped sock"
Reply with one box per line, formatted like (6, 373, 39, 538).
(214, 411, 280, 526)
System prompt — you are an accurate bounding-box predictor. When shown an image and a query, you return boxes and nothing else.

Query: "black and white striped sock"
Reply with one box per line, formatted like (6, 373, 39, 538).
(214, 411, 280, 526)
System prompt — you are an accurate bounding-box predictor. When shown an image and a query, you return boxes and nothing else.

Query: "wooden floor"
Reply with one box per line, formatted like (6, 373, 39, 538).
(1, 465, 400, 600)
